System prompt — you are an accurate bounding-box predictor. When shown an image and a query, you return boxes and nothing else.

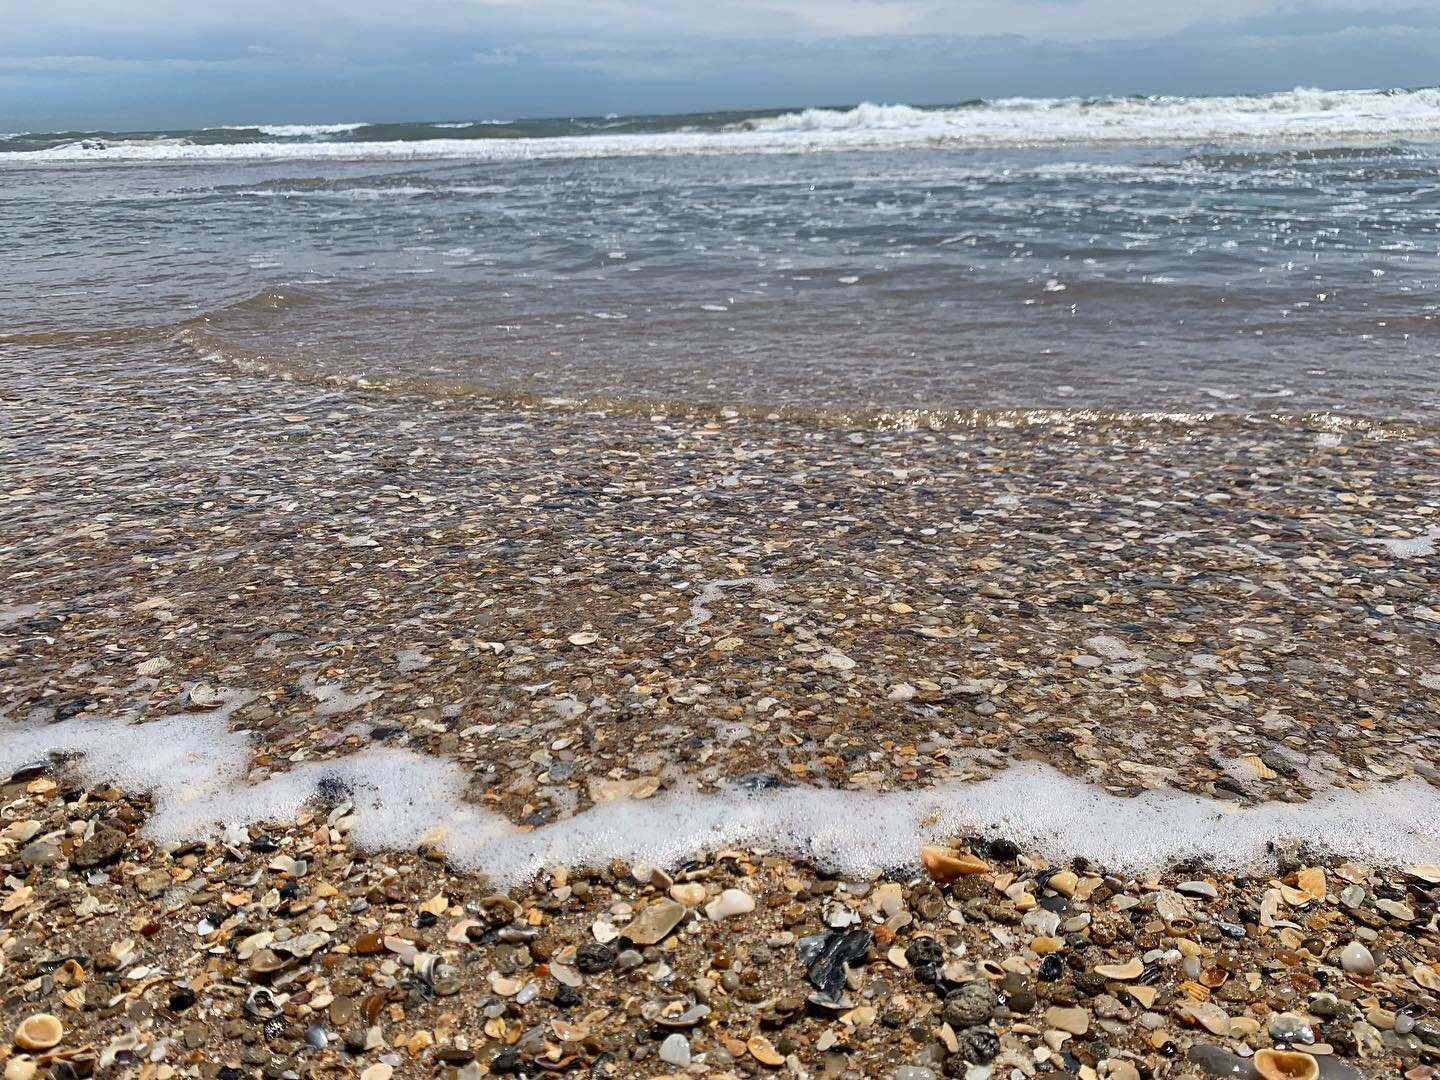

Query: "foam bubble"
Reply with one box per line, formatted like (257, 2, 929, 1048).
(1374, 525, 1440, 558)
(3, 695, 1437, 887)
(679, 576, 778, 633)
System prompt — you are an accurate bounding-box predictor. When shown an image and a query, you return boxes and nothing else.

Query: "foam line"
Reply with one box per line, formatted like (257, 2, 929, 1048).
(2, 696, 1437, 887)
(9, 88, 1440, 164)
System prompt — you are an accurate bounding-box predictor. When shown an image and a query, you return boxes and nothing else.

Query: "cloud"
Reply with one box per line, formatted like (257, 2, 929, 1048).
(3, 0, 1438, 129)
(472, 48, 521, 65)
(0, 54, 268, 76)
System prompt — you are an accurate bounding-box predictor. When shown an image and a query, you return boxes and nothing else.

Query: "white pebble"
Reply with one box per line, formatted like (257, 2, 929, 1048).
(705, 888, 755, 921)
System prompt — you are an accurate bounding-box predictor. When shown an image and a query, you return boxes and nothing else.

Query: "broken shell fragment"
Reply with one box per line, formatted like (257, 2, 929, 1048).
(1095, 958, 1144, 980)
(920, 846, 989, 882)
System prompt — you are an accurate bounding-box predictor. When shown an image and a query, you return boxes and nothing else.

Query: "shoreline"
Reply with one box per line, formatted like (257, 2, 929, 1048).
(2, 769, 1438, 1078)
(3, 341, 1440, 1075)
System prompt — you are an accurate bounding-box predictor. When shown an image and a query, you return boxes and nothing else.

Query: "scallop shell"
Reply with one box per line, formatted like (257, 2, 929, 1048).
(14, 1013, 63, 1051)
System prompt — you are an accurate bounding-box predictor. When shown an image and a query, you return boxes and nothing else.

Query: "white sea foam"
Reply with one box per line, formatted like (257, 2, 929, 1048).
(209, 122, 368, 137)
(2, 691, 1438, 887)
(15, 87, 1440, 165)
(1373, 525, 1440, 558)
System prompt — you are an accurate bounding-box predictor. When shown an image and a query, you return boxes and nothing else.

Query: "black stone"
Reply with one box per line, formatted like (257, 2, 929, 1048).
(575, 942, 616, 974)
(490, 1048, 523, 1074)
(797, 928, 873, 999)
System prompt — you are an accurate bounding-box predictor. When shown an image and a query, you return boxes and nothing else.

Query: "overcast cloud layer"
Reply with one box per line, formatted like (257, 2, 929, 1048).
(3, 0, 1437, 129)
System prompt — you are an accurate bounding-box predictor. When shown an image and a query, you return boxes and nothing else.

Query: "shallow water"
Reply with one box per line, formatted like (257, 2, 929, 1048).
(4, 91, 1439, 424)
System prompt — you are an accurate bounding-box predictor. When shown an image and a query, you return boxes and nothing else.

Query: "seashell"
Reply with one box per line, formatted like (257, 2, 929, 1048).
(1254, 1048, 1319, 1080)
(567, 631, 599, 646)
(445, 919, 481, 943)
(1045, 870, 1079, 898)
(1095, 958, 1144, 980)
(489, 973, 523, 997)
(53, 960, 86, 987)
(1412, 964, 1440, 991)
(14, 1013, 63, 1051)
(62, 988, 86, 1010)
(1200, 966, 1230, 988)
(249, 949, 286, 975)
(136, 657, 171, 677)
(4, 1057, 39, 1080)
(2, 886, 34, 913)
(98, 1031, 141, 1070)
(1180, 980, 1211, 1002)
(551, 1019, 589, 1042)
(417, 954, 461, 997)
(643, 997, 712, 1029)
(244, 987, 282, 1019)
(189, 682, 227, 708)
(920, 846, 989, 883)
(747, 1035, 785, 1067)
(1410, 863, 1440, 884)
(1295, 867, 1326, 901)
(975, 959, 1006, 981)
(1125, 985, 1157, 1009)
(1280, 884, 1313, 907)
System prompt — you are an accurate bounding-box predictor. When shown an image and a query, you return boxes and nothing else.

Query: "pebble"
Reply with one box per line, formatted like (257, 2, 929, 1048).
(1269, 1013, 1315, 1045)
(659, 1033, 692, 1067)
(1188, 1044, 1255, 1077)
(1339, 941, 1375, 975)
(70, 825, 126, 869)
(943, 983, 997, 1027)
(705, 888, 756, 921)
(19, 839, 61, 867)
(670, 883, 706, 907)
(1183, 1002, 1233, 1036)
(623, 900, 687, 945)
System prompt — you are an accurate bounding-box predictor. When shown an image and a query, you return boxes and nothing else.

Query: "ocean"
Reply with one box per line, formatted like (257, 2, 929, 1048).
(4, 85, 1439, 424)
(5, 88, 1440, 1074)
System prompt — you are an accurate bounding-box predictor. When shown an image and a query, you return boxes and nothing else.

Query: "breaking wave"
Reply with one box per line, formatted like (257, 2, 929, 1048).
(6, 86, 1438, 164)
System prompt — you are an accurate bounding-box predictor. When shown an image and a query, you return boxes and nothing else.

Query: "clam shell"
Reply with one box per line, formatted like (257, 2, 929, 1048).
(1254, 1049, 1319, 1080)
(14, 1013, 63, 1051)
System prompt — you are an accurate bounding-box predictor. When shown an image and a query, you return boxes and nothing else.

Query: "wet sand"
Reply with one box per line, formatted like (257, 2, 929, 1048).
(2, 340, 1440, 1077)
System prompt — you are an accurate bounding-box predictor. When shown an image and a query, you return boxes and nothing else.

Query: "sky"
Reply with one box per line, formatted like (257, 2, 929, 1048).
(2, 0, 1438, 130)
